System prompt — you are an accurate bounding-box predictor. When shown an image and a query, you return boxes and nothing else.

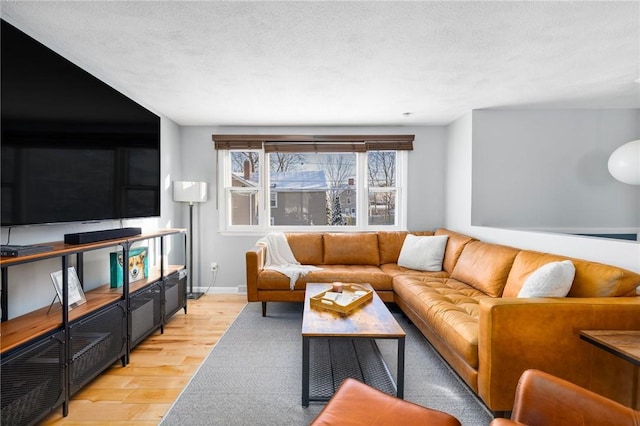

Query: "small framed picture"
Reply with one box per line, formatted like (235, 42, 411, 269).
(50, 266, 87, 310)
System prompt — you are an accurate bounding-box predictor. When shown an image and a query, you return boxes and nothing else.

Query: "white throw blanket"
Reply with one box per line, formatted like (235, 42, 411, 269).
(256, 233, 321, 290)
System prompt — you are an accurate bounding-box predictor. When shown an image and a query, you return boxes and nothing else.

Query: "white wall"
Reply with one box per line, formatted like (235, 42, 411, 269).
(177, 125, 448, 291)
(471, 109, 640, 233)
(1, 117, 183, 319)
(446, 111, 640, 273)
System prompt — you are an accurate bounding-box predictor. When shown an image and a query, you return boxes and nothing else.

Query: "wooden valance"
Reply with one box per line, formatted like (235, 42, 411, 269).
(212, 134, 414, 152)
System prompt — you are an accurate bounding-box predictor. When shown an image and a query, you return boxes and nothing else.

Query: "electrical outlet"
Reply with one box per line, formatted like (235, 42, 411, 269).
(210, 262, 218, 272)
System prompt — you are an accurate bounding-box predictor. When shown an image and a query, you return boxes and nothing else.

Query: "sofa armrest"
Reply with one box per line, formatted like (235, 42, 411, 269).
(478, 297, 640, 411)
(246, 245, 266, 302)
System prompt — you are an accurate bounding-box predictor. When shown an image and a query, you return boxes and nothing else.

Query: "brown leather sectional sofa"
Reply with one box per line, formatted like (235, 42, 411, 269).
(245, 228, 640, 412)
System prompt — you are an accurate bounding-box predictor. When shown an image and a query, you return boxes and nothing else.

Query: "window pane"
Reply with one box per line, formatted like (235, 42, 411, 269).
(229, 189, 259, 225)
(231, 151, 260, 185)
(368, 151, 396, 187)
(269, 152, 356, 226)
(368, 190, 396, 225)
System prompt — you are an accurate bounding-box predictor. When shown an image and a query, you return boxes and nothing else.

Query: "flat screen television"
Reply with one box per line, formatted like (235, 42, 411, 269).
(1, 19, 161, 227)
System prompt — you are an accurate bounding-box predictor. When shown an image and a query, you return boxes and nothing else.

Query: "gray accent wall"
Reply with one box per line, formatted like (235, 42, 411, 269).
(446, 111, 640, 274)
(471, 109, 640, 233)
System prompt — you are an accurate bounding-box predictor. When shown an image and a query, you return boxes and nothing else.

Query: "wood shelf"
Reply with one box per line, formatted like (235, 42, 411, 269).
(0, 293, 121, 353)
(90, 265, 184, 295)
(0, 229, 185, 267)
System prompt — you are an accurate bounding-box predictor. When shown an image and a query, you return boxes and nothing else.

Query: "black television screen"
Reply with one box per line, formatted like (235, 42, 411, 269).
(1, 19, 161, 227)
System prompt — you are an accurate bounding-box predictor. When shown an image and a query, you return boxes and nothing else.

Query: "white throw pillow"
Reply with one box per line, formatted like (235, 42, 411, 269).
(518, 260, 576, 298)
(397, 235, 448, 272)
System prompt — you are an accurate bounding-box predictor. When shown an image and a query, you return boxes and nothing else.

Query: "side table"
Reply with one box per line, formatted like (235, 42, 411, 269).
(580, 330, 640, 409)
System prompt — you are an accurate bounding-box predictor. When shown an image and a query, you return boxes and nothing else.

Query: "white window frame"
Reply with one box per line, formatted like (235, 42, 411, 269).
(217, 148, 408, 234)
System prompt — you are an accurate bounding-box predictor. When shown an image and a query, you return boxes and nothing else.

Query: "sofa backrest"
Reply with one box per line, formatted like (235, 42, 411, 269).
(377, 231, 434, 264)
(286, 233, 324, 264)
(323, 233, 380, 265)
(503, 250, 640, 298)
(435, 228, 477, 273)
(451, 240, 520, 297)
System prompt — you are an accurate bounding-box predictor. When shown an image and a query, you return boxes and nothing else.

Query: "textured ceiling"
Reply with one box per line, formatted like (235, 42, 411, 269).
(1, 1, 639, 126)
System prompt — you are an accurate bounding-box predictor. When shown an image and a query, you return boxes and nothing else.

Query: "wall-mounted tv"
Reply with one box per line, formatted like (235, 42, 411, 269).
(1, 19, 161, 227)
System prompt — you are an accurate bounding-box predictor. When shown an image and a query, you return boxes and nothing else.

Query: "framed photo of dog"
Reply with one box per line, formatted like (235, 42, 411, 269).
(109, 246, 149, 288)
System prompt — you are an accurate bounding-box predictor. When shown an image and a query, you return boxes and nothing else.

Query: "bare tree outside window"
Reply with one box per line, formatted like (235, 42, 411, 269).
(322, 154, 356, 225)
(231, 152, 260, 179)
(229, 151, 261, 225)
(270, 152, 305, 172)
(368, 151, 397, 225)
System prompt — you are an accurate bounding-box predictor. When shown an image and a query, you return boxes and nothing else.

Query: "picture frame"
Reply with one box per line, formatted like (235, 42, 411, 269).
(109, 246, 149, 288)
(50, 266, 87, 310)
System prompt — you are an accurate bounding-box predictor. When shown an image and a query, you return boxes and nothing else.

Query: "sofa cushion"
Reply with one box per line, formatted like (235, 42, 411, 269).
(451, 241, 520, 297)
(393, 275, 487, 368)
(435, 228, 477, 274)
(380, 263, 450, 279)
(286, 233, 324, 265)
(258, 265, 392, 291)
(517, 260, 575, 298)
(378, 231, 434, 264)
(323, 233, 380, 265)
(398, 235, 449, 271)
(504, 250, 640, 298)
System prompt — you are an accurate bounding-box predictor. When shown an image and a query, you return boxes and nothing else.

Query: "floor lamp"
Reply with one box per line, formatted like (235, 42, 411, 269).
(173, 181, 208, 300)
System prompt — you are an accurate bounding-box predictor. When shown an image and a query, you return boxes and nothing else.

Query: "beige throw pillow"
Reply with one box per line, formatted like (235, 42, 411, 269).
(397, 235, 448, 272)
(518, 260, 575, 298)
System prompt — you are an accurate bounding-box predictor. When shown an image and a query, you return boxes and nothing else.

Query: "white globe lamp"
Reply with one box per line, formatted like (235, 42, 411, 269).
(608, 140, 640, 185)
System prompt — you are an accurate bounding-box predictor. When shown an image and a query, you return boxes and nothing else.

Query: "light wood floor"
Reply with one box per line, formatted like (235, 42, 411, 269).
(41, 294, 247, 425)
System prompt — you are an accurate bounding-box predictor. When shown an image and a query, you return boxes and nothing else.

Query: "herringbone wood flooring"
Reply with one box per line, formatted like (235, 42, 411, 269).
(41, 294, 247, 425)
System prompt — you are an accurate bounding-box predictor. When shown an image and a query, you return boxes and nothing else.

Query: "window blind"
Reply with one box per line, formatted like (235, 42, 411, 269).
(212, 135, 414, 152)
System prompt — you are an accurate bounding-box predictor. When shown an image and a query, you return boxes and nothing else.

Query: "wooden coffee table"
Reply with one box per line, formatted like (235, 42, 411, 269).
(301, 283, 406, 406)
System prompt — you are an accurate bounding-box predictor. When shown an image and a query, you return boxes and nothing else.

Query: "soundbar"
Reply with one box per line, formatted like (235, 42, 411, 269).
(64, 227, 142, 245)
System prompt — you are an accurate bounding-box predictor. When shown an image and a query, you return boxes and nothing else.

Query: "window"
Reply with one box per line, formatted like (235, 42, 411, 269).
(214, 135, 413, 232)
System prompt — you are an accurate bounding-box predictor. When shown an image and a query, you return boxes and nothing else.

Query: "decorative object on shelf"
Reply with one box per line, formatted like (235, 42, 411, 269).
(608, 139, 640, 185)
(173, 181, 208, 300)
(109, 246, 149, 288)
(50, 267, 87, 310)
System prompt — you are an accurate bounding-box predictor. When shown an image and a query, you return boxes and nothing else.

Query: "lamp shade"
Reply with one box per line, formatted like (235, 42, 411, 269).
(608, 140, 640, 185)
(173, 181, 208, 203)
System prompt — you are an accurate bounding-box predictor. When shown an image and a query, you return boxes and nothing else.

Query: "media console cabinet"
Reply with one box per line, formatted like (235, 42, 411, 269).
(0, 229, 187, 425)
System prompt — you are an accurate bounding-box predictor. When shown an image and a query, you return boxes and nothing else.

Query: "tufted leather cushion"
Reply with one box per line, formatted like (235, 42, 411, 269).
(451, 241, 520, 297)
(377, 230, 434, 264)
(435, 228, 477, 273)
(503, 250, 640, 298)
(323, 233, 380, 265)
(285, 233, 324, 265)
(393, 275, 487, 367)
(380, 263, 450, 279)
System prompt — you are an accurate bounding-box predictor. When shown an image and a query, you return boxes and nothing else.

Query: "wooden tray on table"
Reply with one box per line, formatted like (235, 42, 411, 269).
(310, 283, 373, 314)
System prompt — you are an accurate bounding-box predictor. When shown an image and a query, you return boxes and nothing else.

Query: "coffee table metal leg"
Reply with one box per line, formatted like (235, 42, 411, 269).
(397, 336, 405, 399)
(302, 336, 310, 407)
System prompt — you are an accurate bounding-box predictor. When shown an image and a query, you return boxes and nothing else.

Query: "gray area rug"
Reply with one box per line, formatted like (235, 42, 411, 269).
(161, 302, 494, 425)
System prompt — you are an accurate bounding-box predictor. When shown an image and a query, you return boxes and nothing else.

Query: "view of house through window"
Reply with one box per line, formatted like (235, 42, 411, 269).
(215, 135, 413, 231)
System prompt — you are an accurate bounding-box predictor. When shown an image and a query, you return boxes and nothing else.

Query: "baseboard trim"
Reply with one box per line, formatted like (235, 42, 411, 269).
(194, 286, 246, 295)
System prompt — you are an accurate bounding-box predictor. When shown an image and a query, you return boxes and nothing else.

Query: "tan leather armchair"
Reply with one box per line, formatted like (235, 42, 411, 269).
(310, 378, 461, 426)
(490, 369, 640, 426)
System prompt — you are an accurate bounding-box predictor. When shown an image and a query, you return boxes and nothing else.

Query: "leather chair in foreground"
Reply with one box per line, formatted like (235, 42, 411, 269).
(310, 377, 461, 426)
(490, 369, 640, 426)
